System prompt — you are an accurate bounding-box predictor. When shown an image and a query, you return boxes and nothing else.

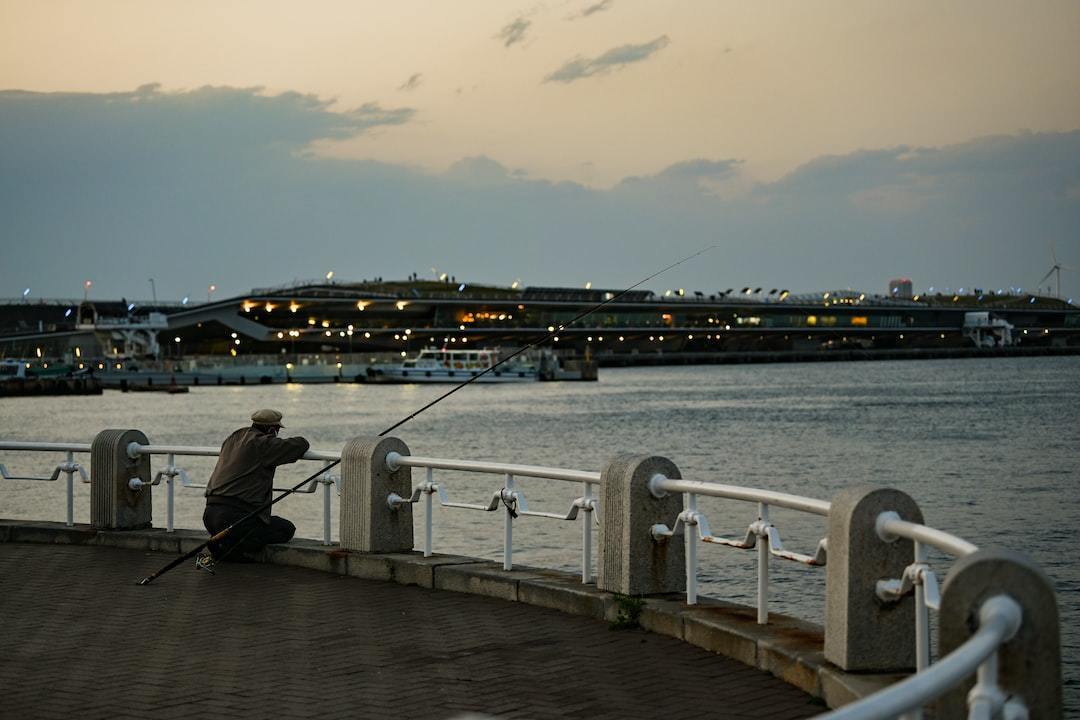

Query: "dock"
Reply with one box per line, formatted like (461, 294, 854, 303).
(0, 537, 819, 719)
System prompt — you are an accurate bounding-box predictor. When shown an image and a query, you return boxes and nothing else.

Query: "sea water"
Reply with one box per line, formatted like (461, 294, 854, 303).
(1, 356, 1077, 710)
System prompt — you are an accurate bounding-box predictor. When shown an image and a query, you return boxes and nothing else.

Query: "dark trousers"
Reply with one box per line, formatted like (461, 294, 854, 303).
(202, 503, 295, 561)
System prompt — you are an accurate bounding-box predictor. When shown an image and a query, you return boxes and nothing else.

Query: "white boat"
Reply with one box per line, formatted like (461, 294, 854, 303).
(365, 347, 537, 383)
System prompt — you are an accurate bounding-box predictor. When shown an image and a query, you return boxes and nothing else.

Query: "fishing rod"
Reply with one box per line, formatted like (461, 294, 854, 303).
(137, 245, 715, 585)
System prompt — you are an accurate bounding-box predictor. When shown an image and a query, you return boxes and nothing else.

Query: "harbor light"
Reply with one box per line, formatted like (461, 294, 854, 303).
(326, 271, 334, 280)
(290, 302, 300, 313)
(174, 337, 181, 343)
(396, 301, 409, 310)
(64, 308, 72, 317)
(22, 288, 30, 298)
(75, 347, 81, 357)
(321, 320, 330, 328)
(404, 329, 412, 335)
(585, 281, 592, 290)
(286, 363, 294, 370)
(36, 347, 42, 358)
(400, 351, 407, 357)
(277, 332, 284, 339)
(231, 332, 237, 338)
(364, 332, 371, 338)
(182, 296, 189, 305)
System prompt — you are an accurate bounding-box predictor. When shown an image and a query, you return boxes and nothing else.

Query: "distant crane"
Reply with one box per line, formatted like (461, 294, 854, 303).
(1037, 245, 1077, 298)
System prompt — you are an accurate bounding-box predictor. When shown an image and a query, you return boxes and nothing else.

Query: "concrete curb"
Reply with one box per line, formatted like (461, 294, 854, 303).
(0, 520, 903, 708)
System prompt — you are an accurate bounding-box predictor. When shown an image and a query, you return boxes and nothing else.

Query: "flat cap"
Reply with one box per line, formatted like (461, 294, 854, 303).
(251, 408, 285, 427)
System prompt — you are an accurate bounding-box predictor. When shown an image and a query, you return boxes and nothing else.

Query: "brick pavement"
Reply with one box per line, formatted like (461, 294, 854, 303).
(0, 543, 823, 719)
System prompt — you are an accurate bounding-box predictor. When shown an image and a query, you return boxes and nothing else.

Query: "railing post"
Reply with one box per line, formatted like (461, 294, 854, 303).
(423, 467, 434, 557)
(757, 502, 769, 624)
(581, 481, 593, 583)
(503, 474, 514, 571)
(322, 476, 332, 545)
(90, 429, 152, 530)
(935, 548, 1062, 718)
(824, 485, 922, 672)
(685, 492, 698, 605)
(65, 450, 75, 527)
(339, 436, 413, 552)
(166, 453, 175, 533)
(597, 454, 685, 596)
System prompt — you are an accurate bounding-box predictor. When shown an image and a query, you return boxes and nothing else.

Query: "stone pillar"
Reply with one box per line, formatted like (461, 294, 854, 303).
(90, 429, 152, 530)
(935, 548, 1062, 718)
(597, 454, 684, 596)
(340, 435, 413, 553)
(824, 485, 922, 671)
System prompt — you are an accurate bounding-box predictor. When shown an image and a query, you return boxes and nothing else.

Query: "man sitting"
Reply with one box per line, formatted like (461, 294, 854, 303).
(201, 409, 310, 564)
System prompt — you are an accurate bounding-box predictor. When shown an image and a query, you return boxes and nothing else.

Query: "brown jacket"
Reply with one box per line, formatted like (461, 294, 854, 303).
(205, 427, 310, 522)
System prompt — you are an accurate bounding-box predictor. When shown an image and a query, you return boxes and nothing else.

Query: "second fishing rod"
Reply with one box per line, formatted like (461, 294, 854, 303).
(137, 246, 715, 585)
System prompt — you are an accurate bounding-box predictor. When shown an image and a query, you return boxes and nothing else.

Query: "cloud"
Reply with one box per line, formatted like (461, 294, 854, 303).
(576, 0, 614, 19)
(544, 35, 670, 83)
(616, 159, 746, 197)
(398, 73, 423, 92)
(444, 156, 521, 186)
(0, 85, 1077, 300)
(496, 17, 531, 48)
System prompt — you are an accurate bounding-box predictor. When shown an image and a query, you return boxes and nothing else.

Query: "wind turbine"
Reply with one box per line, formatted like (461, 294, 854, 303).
(1037, 245, 1077, 298)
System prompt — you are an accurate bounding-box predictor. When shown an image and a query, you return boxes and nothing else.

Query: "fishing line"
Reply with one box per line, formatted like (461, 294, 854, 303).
(137, 244, 715, 585)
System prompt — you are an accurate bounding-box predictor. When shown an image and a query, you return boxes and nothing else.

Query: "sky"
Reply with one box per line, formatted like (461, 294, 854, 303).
(1, 1, 1079, 302)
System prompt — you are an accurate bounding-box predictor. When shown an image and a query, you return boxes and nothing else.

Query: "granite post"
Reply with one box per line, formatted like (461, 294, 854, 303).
(597, 454, 685, 596)
(340, 436, 413, 553)
(824, 485, 922, 671)
(90, 429, 152, 530)
(935, 548, 1062, 718)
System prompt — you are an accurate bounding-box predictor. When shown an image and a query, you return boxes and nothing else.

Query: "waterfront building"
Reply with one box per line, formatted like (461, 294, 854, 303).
(1, 278, 1078, 367)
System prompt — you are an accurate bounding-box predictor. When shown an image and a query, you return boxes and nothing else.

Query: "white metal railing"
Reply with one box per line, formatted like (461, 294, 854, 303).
(0, 441, 341, 544)
(123, 443, 341, 544)
(819, 596, 1026, 720)
(643, 473, 1020, 719)
(384, 452, 601, 583)
(0, 441, 92, 527)
(647, 474, 830, 619)
(0, 439, 1038, 717)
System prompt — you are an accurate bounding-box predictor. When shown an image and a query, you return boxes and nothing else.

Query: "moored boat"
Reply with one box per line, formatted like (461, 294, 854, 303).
(364, 347, 537, 383)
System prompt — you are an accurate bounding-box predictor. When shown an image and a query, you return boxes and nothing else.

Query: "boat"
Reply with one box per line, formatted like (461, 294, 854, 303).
(364, 347, 537, 383)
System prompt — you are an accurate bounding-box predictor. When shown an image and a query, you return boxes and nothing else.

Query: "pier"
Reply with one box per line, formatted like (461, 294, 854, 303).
(0, 431, 1065, 718)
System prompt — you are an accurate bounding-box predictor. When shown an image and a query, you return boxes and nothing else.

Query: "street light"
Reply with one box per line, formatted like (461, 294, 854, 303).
(208, 284, 216, 302)
(83, 280, 92, 300)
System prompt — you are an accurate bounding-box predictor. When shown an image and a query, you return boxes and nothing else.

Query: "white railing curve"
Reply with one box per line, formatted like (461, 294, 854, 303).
(0, 438, 1053, 718)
